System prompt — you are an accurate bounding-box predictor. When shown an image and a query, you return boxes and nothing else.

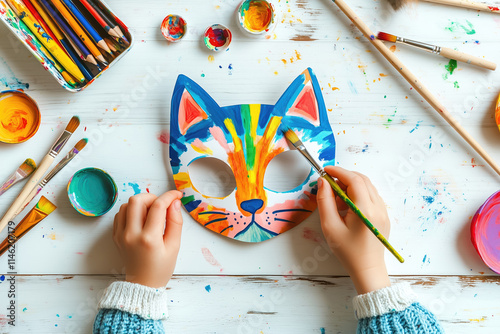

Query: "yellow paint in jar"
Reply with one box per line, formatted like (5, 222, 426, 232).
(0, 90, 41, 144)
(238, 0, 274, 34)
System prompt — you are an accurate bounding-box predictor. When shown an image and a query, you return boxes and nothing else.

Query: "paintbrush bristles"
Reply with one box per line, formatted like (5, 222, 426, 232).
(74, 138, 88, 151)
(19, 159, 37, 176)
(36, 196, 57, 214)
(65, 116, 80, 133)
(282, 127, 300, 145)
(377, 32, 398, 43)
(387, 0, 413, 10)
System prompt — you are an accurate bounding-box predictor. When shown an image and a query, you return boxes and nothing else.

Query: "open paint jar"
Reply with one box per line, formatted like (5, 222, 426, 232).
(0, 90, 41, 144)
(204, 24, 232, 52)
(237, 0, 276, 35)
(67, 168, 118, 217)
(161, 14, 187, 42)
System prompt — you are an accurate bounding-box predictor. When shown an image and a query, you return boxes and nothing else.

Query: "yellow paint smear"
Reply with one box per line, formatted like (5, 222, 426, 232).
(0, 91, 40, 143)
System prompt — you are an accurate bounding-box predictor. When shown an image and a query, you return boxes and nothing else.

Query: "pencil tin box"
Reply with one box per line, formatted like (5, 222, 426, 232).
(0, 0, 133, 92)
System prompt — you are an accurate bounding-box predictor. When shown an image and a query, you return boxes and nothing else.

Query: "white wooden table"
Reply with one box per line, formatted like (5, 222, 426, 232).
(1, 0, 500, 332)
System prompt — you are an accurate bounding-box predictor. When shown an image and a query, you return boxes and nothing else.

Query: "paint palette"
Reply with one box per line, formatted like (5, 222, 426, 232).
(471, 190, 500, 274)
(0, 0, 133, 92)
(0, 90, 40, 144)
(161, 14, 186, 42)
(237, 0, 276, 35)
(204, 24, 232, 52)
(67, 168, 118, 217)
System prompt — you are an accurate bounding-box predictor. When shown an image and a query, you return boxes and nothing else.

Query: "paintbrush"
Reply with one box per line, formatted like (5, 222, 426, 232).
(281, 127, 404, 263)
(377, 32, 496, 71)
(14, 138, 88, 217)
(328, 0, 500, 176)
(0, 196, 57, 257)
(388, 0, 500, 13)
(0, 159, 37, 197)
(0, 116, 80, 234)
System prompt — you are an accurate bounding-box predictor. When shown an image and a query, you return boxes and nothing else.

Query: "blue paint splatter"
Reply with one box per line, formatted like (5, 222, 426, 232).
(0, 275, 5, 282)
(128, 182, 141, 195)
(228, 64, 233, 75)
(22, 307, 27, 312)
(409, 121, 423, 133)
(348, 81, 358, 94)
(0, 57, 30, 90)
(423, 196, 435, 204)
(205, 285, 211, 293)
(320, 328, 326, 334)
(422, 255, 427, 263)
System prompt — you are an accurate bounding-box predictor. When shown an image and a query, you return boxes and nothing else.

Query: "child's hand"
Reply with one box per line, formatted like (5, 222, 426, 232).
(317, 167, 391, 295)
(113, 190, 183, 288)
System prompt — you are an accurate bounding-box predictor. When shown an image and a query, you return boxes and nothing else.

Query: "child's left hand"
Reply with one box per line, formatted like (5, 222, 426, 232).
(113, 190, 184, 288)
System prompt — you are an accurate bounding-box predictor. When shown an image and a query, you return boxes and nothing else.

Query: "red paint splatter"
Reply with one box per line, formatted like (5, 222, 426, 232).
(146, 188, 150, 193)
(201, 247, 222, 267)
(488, 6, 499, 11)
(157, 130, 169, 144)
(84, 126, 87, 131)
(302, 227, 323, 243)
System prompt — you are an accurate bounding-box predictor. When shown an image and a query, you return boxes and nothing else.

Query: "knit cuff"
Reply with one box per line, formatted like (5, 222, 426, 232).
(352, 283, 418, 319)
(98, 281, 169, 320)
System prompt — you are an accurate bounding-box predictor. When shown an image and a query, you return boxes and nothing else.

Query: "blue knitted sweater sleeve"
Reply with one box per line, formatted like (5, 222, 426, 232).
(93, 308, 165, 334)
(357, 302, 444, 334)
(353, 283, 444, 334)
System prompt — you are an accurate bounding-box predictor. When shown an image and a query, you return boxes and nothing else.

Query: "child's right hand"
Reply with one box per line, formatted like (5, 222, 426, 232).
(316, 167, 391, 295)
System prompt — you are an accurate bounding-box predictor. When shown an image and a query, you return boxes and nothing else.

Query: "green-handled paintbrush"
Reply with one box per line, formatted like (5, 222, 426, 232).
(282, 127, 404, 263)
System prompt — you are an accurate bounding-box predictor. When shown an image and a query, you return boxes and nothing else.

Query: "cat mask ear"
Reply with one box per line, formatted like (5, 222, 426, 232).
(274, 67, 327, 129)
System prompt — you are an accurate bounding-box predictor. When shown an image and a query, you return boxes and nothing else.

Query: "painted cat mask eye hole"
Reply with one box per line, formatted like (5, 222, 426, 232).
(188, 157, 236, 198)
(264, 150, 312, 192)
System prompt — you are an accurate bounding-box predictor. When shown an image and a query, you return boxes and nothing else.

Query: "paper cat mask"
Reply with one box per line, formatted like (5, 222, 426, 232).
(169, 68, 336, 242)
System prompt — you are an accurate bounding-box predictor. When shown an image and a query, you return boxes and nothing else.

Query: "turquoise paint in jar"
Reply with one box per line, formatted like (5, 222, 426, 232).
(67, 168, 118, 217)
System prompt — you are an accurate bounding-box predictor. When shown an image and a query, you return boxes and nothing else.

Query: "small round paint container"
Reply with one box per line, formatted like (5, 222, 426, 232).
(67, 168, 118, 217)
(161, 14, 187, 42)
(204, 24, 232, 52)
(237, 0, 276, 35)
(471, 190, 500, 274)
(0, 90, 41, 144)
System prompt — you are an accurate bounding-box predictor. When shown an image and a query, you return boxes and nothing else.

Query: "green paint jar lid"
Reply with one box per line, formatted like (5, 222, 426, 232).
(67, 167, 118, 217)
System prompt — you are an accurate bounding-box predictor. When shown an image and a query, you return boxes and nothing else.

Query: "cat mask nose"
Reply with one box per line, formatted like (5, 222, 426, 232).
(240, 199, 264, 215)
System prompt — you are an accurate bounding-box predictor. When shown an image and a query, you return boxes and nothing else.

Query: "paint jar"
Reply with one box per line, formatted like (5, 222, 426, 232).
(161, 14, 187, 42)
(0, 90, 41, 144)
(237, 0, 276, 35)
(204, 24, 232, 52)
(67, 168, 118, 217)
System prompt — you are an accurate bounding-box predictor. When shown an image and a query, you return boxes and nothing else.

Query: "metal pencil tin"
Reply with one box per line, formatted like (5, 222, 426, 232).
(0, 0, 133, 92)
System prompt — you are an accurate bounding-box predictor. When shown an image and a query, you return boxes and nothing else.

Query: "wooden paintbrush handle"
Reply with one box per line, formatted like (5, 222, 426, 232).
(422, 0, 499, 13)
(0, 155, 54, 233)
(440, 47, 496, 71)
(331, 0, 500, 176)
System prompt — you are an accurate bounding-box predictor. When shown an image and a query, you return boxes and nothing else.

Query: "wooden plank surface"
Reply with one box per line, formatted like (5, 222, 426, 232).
(0, 275, 499, 333)
(1, 0, 499, 332)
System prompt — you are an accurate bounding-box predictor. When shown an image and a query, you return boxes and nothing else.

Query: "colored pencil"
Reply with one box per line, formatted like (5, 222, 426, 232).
(63, 36, 93, 81)
(328, 0, 500, 176)
(282, 127, 405, 263)
(0, 116, 80, 234)
(61, 0, 111, 54)
(6, 0, 85, 83)
(49, 0, 108, 65)
(78, 0, 118, 39)
(23, 0, 62, 49)
(38, 0, 98, 66)
(88, 0, 128, 44)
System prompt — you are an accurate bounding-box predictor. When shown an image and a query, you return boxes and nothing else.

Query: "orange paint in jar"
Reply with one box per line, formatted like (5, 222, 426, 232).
(0, 90, 40, 144)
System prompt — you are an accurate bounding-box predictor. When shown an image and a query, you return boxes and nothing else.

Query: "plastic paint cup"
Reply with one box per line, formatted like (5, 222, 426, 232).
(67, 168, 118, 217)
(237, 0, 275, 35)
(161, 14, 187, 42)
(204, 24, 232, 52)
(0, 90, 41, 144)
